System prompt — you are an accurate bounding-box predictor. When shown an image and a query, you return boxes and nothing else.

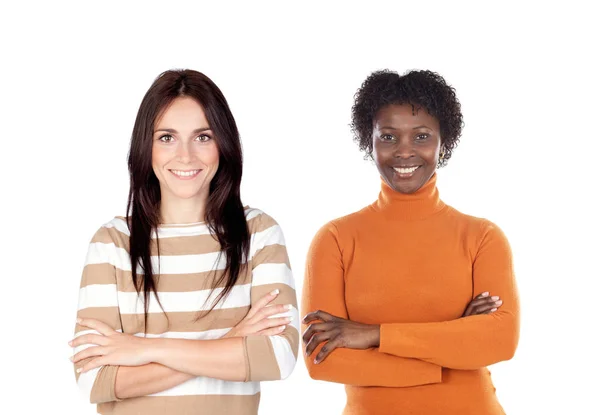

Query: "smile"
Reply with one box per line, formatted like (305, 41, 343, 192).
(169, 169, 201, 179)
(393, 166, 420, 175)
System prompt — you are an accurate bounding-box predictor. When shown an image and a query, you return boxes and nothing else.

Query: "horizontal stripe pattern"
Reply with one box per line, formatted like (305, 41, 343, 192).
(74, 208, 298, 414)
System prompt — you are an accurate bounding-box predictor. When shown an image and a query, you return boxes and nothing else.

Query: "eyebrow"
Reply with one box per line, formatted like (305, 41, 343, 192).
(154, 127, 212, 134)
(379, 125, 433, 131)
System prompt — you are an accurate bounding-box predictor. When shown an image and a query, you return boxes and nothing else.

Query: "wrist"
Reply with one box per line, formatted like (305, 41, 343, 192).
(144, 337, 165, 364)
(370, 324, 381, 348)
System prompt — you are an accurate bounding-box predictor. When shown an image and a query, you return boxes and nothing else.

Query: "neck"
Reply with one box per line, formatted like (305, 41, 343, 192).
(159, 189, 208, 225)
(373, 173, 446, 221)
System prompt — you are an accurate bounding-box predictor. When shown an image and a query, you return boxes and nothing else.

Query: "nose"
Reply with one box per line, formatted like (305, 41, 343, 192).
(176, 141, 192, 163)
(393, 137, 415, 159)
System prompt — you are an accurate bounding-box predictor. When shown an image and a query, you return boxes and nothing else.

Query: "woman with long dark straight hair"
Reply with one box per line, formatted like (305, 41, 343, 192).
(69, 69, 298, 415)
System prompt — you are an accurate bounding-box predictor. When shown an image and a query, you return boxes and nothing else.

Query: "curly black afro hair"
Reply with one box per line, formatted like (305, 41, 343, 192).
(351, 69, 463, 167)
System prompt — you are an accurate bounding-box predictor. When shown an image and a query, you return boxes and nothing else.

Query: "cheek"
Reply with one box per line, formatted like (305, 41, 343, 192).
(151, 144, 168, 170)
(372, 141, 390, 165)
(204, 143, 220, 168)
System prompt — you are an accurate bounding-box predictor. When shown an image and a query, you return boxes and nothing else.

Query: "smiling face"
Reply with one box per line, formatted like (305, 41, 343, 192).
(152, 96, 220, 203)
(372, 103, 442, 194)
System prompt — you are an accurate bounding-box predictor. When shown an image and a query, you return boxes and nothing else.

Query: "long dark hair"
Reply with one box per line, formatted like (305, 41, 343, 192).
(126, 69, 250, 327)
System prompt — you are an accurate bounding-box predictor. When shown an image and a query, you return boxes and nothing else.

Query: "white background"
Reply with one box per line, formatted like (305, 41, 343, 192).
(1, 1, 599, 414)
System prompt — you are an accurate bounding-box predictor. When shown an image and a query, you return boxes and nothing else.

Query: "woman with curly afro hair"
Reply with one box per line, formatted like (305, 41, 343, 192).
(301, 70, 519, 414)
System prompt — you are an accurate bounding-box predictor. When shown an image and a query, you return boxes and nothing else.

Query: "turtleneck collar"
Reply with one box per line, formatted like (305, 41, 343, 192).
(372, 173, 446, 221)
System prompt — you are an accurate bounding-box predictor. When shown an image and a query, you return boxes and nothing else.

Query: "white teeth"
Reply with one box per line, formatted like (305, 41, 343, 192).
(394, 166, 419, 174)
(171, 170, 200, 177)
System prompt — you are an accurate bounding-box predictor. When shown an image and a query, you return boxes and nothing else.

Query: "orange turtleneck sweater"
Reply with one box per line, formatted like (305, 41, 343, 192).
(302, 174, 519, 415)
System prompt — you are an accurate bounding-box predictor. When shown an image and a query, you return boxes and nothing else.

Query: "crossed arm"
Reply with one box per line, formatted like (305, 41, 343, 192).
(301, 221, 520, 386)
(72, 220, 298, 404)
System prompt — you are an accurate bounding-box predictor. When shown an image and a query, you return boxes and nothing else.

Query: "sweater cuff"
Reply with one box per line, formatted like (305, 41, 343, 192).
(243, 335, 281, 381)
(379, 323, 416, 357)
(90, 365, 122, 404)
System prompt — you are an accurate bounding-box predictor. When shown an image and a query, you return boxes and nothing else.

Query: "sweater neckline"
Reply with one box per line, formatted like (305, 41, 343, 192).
(372, 173, 446, 221)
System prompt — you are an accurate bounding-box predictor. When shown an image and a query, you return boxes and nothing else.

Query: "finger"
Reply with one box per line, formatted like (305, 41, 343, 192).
(302, 322, 335, 345)
(475, 300, 502, 314)
(305, 330, 335, 357)
(472, 304, 497, 315)
(257, 325, 287, 336)
(69, 334, 109, 348)
(71, 346, 107, 364)
(471, 299, 503, 315)
(314, 338, 340, 364)
(248, 303, 291, 324)
(78, 356, 107, 374)
(246, 289, 280, 319)
(464, 299, 493, 316)
(474, 292, 490, 299)
(463, 295, 500, 316)
(76, 318, 117, 336)
(253, 316, 292, 332)
(302, 310, 335, 324)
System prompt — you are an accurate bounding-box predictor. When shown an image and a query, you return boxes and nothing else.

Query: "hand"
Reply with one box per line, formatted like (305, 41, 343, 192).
(302, 310, 380, 364)
(224, 289, 292, 338)
(462, 292, 503, 317)
(69, 318, 152, 373)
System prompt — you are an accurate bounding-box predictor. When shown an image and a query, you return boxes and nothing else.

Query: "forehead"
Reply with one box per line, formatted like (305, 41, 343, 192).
(374, 104, 439, 130)
(156, 96, 208, 127)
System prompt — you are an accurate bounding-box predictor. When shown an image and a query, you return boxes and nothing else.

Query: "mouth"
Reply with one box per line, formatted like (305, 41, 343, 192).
(169, 169, 202, 179)
(393, 165, 421, 178)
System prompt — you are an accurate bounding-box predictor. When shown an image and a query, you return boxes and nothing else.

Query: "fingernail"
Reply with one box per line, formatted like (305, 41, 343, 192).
(68, 341, 73, 346)
(76, 368, 82, 373)
(279, 325, 286, 331)
(284, 304, 292, 310)
(270, 289, 280, 296)
(69, 356, 74, 362)
(491, 308, 498, 312)
(285, 317, 292, 323)
(495, 300, 503, 306)
(482, 292, 489, 297)
(313, 359, 319, 365)
(491, 296, 499, 301)
(76, 318, 82, 324)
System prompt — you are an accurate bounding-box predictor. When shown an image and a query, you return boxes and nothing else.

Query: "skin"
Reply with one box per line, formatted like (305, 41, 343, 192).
(70, 290, 291, 375)
(372, 103, 441, 194)
(302, 293, 504, 364)
(302, 104, 503, 364)
(70, 97, 290, 397)
(152, 96, 220, 224)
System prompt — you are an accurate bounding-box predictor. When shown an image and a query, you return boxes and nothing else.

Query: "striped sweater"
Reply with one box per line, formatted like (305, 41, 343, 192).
(73, 208, 299, 415)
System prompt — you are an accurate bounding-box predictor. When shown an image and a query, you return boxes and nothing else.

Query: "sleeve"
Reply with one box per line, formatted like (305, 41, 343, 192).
(73, 225, 124, 403)
(378, 221, 520, 370)
(243, 212, 299, 381)
(302, 223, 442, 387)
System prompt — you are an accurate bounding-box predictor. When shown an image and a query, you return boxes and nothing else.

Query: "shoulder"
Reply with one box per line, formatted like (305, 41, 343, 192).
(306, 206, 370, 253)
(327, 205, 374, 234)
(445, 207, 511, 253)
(245, 207, 283, 236)
(87, 216, 130, 248)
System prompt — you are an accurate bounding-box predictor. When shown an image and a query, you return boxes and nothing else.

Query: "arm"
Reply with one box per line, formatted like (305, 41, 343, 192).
(243, 212, 299, 381)
(73, 225, 193, 403)
(149, 212, 299, 381)
(378, 221, 520, 370)
(302, 223, 442, 387)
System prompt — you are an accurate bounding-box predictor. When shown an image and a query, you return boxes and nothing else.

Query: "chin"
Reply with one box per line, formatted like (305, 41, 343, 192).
(167, 187, 206, 200)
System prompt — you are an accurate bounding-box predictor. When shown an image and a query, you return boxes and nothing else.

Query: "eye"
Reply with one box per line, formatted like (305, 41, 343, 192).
(415, 133, 430, 141)
(380, 134, 396, 142)
(158, 134, 174, 143)
(195, 134, 212, 142)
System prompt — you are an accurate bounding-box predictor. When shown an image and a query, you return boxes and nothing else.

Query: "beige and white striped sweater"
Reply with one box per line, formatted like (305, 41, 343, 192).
(73, 208, 299, 415)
